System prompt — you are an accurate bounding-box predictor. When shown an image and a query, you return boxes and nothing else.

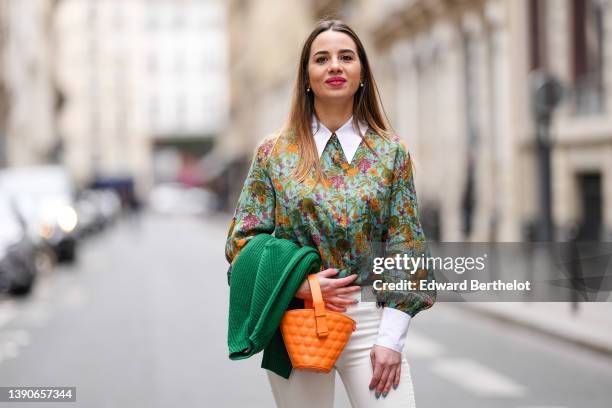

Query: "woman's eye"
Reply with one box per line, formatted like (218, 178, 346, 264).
(314, 55, 353, 64)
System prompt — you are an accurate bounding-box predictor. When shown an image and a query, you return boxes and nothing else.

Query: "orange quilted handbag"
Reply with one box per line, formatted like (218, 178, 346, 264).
(280, 274, 356, 373)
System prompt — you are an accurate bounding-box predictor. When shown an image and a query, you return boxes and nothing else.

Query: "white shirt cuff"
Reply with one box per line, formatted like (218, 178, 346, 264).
(374, 307, 411, 353)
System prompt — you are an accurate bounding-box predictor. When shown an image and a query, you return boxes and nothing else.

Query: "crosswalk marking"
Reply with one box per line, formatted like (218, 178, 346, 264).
(20, 302, 52, 327)
(3, 329, 30, 346)
(405, 332, 531, 399)
(0, 301, 16, 329)
(62, 285, 87, 307)
(431, 358, 527, 398)
(0, 330, 31, 364)
(3, 340, 20, 358)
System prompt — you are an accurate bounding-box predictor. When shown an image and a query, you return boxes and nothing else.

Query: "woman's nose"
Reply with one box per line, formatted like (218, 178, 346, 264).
(329, 58, 342, 72)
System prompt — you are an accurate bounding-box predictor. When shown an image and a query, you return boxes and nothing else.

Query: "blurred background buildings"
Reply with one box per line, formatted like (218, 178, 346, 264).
(54, 0, 228, 199)
(0, 0, 610, 241)
(0, 0, 57, 168)
(0, 2, 611, 406)
(225, 0, 612, 243)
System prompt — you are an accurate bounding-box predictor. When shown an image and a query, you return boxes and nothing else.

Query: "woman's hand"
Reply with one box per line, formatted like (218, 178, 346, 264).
(294, 268, 361, 312)
(369, 345, 402, 398)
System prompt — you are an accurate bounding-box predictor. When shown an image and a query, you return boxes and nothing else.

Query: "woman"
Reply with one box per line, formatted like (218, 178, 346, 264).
(225, 19, 435, 407)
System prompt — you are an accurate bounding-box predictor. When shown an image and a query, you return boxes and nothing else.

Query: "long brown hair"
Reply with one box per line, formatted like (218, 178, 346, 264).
(281, 19, 393, 182)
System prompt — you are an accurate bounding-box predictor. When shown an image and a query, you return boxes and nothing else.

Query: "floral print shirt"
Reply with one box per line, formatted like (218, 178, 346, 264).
(225, 122, 436, 317)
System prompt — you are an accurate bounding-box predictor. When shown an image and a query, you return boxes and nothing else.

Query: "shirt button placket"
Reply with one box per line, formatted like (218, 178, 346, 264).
(341, 155, 351, 274)
(330, 132, 351, 277)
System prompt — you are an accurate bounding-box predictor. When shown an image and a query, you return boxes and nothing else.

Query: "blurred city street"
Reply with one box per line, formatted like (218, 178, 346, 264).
(0, 213, 611, 408)
(0, 1, 611, 406)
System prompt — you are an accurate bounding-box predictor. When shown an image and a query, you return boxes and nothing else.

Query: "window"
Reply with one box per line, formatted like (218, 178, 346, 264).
(461, 31, 479, 239)
(528, 0, 547, 70)
(572, 0, 606, 114)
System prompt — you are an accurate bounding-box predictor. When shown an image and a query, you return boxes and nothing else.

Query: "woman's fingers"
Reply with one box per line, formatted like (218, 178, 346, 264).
(320, 284, 360, 304)
(324, 302, 346, 312)
(310, 270, 360, 312)
(335, 285, 361, 295)
(327, 296, 358, 306)
(375, 366, 391, 395)
(368, 346, 402, 397)
(321, 286, 360, 302)
(332, 273, 358, 288)
(315, 270, 361, 306)
(319, 275, 357, 294)
(317, 268, 339, 278)
(393, 365, 401, 389)
(381, 366, 395, 396)
(369, 355, 382, 390)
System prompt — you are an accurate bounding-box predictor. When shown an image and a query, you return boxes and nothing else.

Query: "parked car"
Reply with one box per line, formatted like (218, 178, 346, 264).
(0, 196, 37, 295)
(0, 165, 79, 262)
(75, 189, 122, 237)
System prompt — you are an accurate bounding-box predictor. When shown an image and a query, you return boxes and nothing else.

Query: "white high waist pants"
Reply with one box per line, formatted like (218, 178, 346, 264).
(267, 292, 417, 407)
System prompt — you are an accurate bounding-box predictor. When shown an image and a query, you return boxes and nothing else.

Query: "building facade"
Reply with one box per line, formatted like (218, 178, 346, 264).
(54, 0, 229, 195)
(221, 0, 316, 207)
(224, 0, 611, 241)
(345, 0, 612, 242)
(0, 0, 57, 168)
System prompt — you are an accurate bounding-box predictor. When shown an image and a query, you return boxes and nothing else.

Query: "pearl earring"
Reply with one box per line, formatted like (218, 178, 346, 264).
(306, 86, 311, 92)
(360, 82, 364, 87)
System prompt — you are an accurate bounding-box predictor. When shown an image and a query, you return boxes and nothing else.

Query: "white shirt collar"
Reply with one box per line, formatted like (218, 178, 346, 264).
(311, 115, 369, 163)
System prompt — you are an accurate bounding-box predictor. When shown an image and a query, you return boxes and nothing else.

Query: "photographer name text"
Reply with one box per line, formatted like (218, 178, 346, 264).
(373, 279, 532, 291)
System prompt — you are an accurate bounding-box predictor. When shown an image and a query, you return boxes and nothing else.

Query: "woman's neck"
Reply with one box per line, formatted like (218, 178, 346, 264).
(314, 99, 353, 132)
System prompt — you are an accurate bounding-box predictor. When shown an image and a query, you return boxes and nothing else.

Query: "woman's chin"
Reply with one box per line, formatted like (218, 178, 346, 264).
(315, 92, 356, 103)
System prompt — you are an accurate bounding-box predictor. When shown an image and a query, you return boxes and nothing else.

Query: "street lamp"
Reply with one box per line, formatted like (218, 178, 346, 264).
(529, 70, 564, 242)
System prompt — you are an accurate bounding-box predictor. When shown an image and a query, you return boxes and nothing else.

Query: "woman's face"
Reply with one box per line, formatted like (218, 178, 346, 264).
(307, 30, 362, 104)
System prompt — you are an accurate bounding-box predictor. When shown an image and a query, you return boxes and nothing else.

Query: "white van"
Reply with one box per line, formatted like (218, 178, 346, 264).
(0, 165, 79, 262)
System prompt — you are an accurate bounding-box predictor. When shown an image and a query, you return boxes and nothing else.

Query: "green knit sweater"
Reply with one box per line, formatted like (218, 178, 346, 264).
(227, 234, 322, 379)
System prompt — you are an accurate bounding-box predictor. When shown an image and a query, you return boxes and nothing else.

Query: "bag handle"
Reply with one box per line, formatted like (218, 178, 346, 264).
(307, 274, 328, 337)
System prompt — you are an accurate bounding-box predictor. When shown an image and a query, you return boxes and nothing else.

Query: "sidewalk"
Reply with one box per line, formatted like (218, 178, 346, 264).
(460, 302, 612, 356)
